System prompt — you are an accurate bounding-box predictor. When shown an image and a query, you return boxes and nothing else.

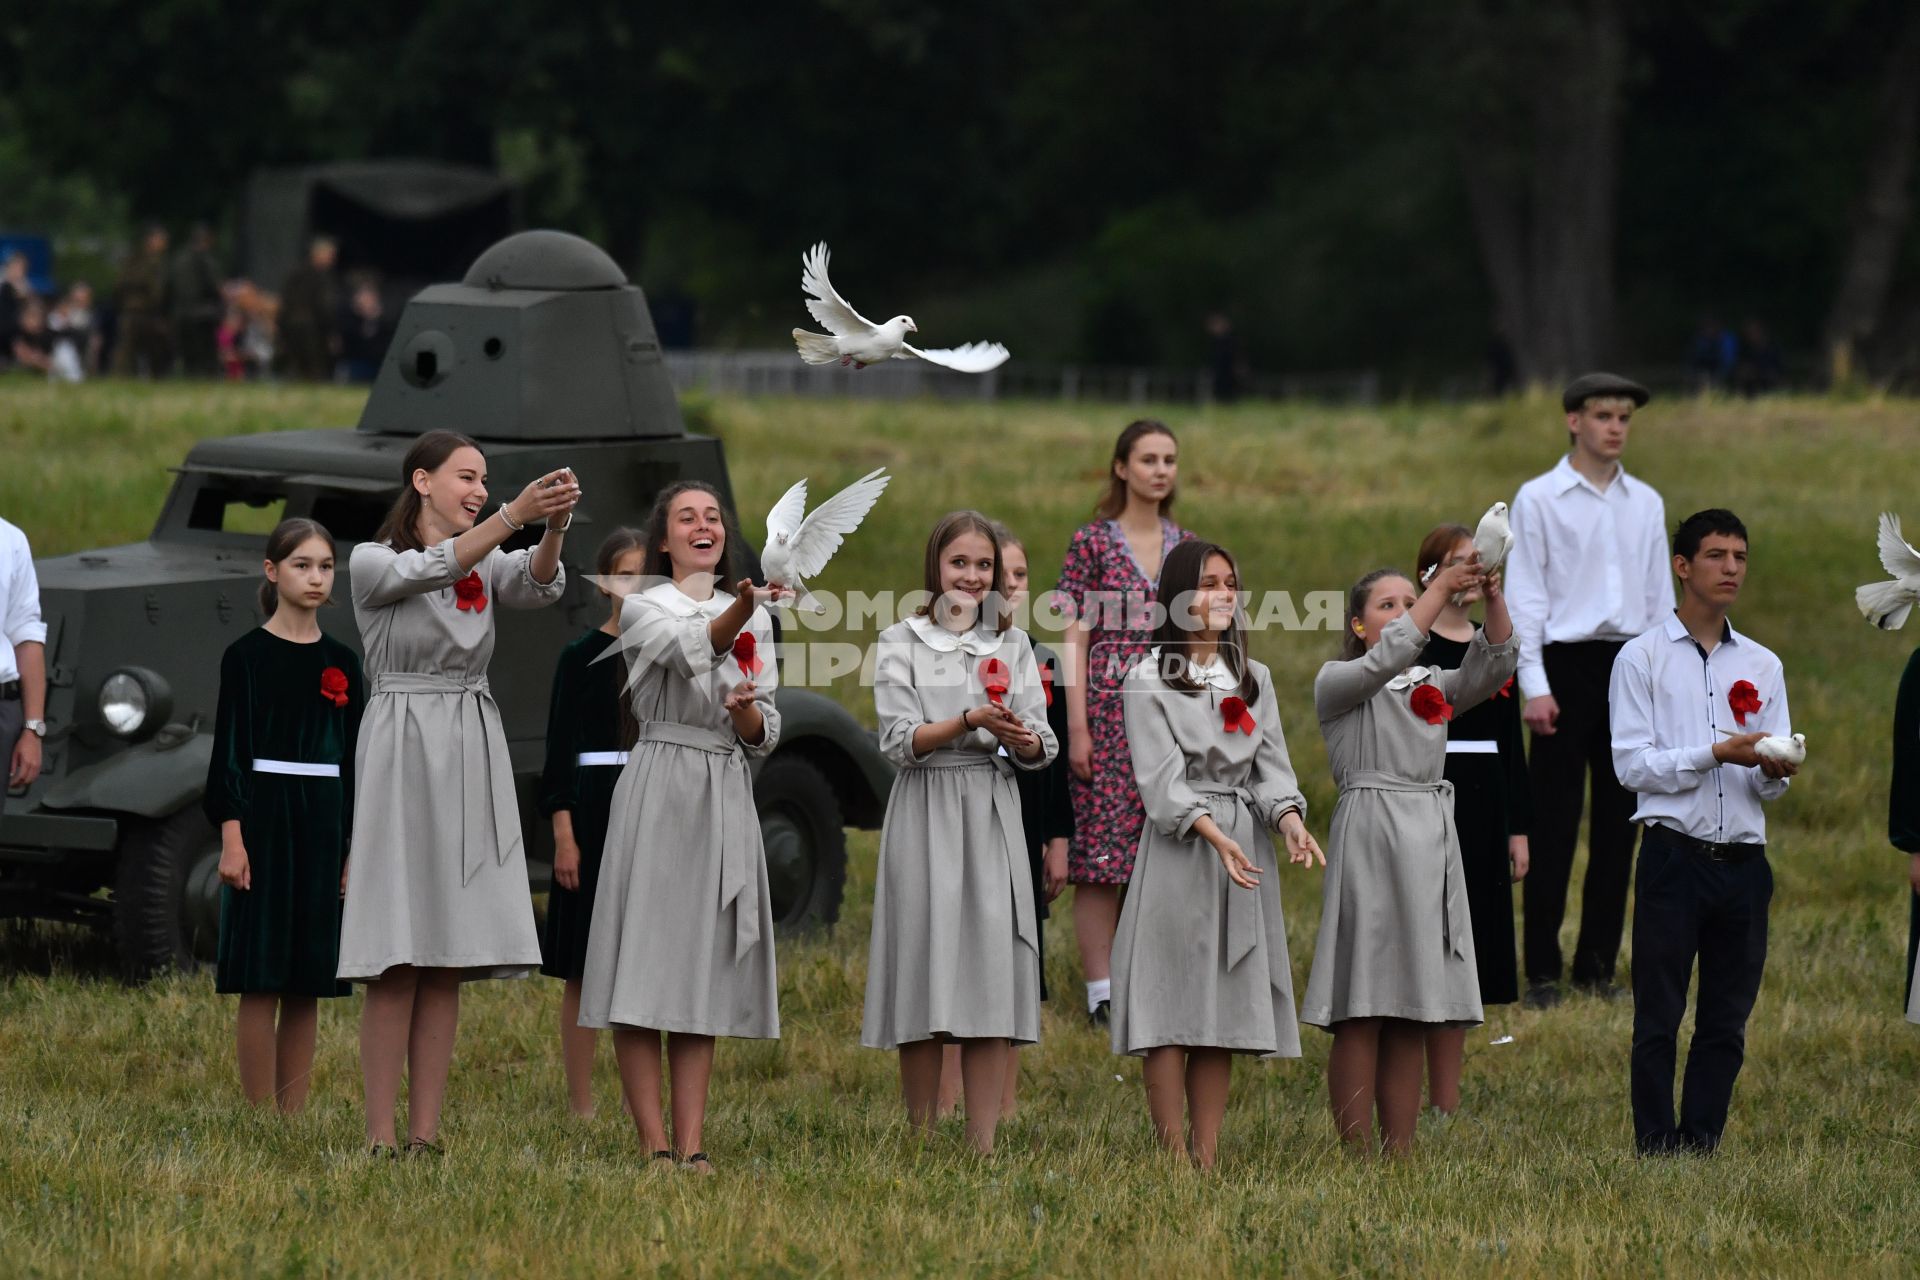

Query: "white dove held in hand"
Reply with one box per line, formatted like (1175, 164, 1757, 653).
(1452, 501, 1513, 605)
(790, 243, 1010, 373)
(1756, 732, 1807, 766)
(1856, 512, 1920, 630)
(761, 467, 892, 612)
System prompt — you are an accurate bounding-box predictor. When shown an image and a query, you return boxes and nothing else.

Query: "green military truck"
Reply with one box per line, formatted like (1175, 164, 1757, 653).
(0, 230, 893, 978)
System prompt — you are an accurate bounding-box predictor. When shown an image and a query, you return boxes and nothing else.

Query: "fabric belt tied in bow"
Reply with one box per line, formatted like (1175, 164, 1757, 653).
(1340, 769, 1468, 962)
(374, 671, 518, 887)
(633, 719, 761, 963)
(916, 749, 1039, 956)
(1189, 782, 1266, 972)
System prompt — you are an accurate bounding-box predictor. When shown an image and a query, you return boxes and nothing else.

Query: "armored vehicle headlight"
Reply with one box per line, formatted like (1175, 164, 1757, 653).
(100, 672, 150, 736)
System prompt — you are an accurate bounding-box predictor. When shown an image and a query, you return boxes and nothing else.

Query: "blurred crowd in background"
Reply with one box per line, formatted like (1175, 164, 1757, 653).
(0, 228, 393, 385)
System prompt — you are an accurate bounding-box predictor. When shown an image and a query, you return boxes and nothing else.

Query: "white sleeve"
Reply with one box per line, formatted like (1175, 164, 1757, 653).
(1505, 485, 1551, 700)
(3, 532, 47, 646)
(1610, 643, 1717, 796)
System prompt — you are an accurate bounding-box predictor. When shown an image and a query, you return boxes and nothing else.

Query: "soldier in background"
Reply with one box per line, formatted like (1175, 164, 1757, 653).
(278, 237, 340, 381)
(111, 225, 173, 378)
(170, 224, 226, 378)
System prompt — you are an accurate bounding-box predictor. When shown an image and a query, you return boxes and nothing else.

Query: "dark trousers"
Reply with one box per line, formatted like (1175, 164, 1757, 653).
(1523, 640, 1639, 984)
(1630, 826, 1771, 1153)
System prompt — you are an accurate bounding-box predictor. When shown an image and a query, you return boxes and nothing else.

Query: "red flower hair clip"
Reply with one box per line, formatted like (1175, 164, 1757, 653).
(732, 630, 763, 676)
(320, 666, 349, 708)
(1728, 680, 1762, 727)
(1410, 683, 1454, 725)
(1220, 695, 1255, 735)
(978, 657, 1010, 705)
(452, 571, 488, 613)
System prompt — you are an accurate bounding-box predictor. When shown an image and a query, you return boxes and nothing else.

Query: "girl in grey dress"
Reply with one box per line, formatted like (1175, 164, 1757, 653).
(1109, 540, 1323, 1169)
(579, 482, 785, 1175)
(1300, 557, 1515, 1156)
(339, 430, 578, 1157)
(863, 511, 1057, 1155)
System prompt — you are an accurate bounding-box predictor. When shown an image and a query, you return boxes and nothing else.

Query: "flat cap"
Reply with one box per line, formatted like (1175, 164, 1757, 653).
(1562, 372, 1650, 412)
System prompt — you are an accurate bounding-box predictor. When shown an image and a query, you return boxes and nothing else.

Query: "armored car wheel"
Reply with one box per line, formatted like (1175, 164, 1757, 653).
(113, 806, 221, 981)
(756, 753, 847, 933)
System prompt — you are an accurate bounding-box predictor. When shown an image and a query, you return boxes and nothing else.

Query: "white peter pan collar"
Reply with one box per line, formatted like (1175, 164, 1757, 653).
(641, 579, 733, 619)
(1385, 666, 1436, 691)
(1147, 646, 1239, 691)
(907, 613, 1005, 656)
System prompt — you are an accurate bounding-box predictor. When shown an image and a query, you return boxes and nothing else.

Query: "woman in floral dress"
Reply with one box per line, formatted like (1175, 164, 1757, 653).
(1056, 419, 1195, 1025)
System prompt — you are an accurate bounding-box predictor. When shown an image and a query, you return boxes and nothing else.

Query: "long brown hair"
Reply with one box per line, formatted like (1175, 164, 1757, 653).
(1415, 523, 1474, 589)
(1093, 418, 1179, 520)
(1148, 539, 1257, 700)
(1339, 567, 1411, 660)
(916, 510, 1010, 633)
(374, 430, 484, 552)
(258, 518, 337, 618)
(594, 526, 648, 585)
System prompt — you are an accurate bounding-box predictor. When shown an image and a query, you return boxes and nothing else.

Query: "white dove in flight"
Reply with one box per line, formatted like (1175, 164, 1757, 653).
(1720, 726, 1807, 766)
(1856, 511, 1920, 630)
(760, 467, 892, 612)
(790, 243, 1010, 373)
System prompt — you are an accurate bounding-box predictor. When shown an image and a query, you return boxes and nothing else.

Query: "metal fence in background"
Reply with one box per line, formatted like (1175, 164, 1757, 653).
(661, 350, 1384, 405)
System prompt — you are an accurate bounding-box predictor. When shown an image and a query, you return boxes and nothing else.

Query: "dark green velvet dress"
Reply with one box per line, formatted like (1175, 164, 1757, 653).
(539, 628, 626, 982)
(1891, 648, 1920, 1011)
(1422, 628, 1532, 1006)
(204, 627, 363, 997)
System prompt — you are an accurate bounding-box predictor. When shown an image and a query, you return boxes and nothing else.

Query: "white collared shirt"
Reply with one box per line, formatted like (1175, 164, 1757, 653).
(0, 516, 47, 684)
(1506, 453, 1673, 699)
(1608, 612, 1791, 845)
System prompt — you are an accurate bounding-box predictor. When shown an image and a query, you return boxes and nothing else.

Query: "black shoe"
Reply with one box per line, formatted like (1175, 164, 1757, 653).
(1088, 999, 1111, 1028)
(1573, 980, 1626, 1002)
(1522, 981, 1562, 1010)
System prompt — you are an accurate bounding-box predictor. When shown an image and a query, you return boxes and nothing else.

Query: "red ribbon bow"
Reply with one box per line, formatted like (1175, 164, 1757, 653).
(452, 571, 488, 614)
(1493, 676, 1514, 700)
(732, 631, 763, 676)
(1410, 683, 1454, 725)
(1728, 679, 1762, 727)
(1220, 695, 1255, 735)
(978, 657, 1010, 705)
(319, 666, 349, 708)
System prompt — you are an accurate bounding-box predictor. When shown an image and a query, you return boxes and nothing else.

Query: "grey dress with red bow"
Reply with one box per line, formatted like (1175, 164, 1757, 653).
(337, 539, 564, 982)
(1299, 613, 1516, 1028)
(861, 618, 1057, 1049)
(1108, 654, 1309, 1058)
(579, 582, 781, 1037)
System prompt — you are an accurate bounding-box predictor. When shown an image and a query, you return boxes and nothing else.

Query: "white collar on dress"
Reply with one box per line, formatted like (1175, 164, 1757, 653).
(1385, 665, 1436, 691)
(1147, 645, 1239, 691)
(641, 578, 733, 619)
(907, 613, 1005, 656)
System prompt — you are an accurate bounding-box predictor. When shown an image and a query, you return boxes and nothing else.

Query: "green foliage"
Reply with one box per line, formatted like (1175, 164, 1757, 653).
(3, 385, 1920, 1274)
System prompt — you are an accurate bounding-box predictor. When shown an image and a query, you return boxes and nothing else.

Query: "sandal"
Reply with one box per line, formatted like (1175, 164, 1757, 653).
(367, 1143, 397, 1160)
(404, 1138, 444, 1158)
(677, 1151, 715, 1174)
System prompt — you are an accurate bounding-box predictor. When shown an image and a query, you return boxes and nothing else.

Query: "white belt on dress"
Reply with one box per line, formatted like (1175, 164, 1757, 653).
(1190, 782, 1268, 973)
(576, 751, 630, 766)
(1444, 740, 1499, 755)
(252, 758, 340, 777)
(911, 748, 1039, 955)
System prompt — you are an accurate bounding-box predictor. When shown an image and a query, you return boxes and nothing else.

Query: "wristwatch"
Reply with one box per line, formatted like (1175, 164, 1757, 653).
(23, 719, 46, 737)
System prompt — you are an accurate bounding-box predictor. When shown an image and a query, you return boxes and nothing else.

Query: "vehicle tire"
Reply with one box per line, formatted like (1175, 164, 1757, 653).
(113, 806, 221, 981)
(755, 753, 846, 933)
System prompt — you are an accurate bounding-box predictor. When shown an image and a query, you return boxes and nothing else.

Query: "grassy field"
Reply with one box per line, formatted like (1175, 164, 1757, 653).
(2, 379, 1919, 1277)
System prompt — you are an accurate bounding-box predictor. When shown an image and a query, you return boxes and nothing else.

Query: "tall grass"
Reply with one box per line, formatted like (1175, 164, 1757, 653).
(3, 380, 1919, 1276)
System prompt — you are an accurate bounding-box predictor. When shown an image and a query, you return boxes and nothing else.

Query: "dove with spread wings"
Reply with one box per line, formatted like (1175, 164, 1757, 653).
(1856, 511, 1920, 630)
(790, 243, 1010, 373)
(761, 467, 892, 612)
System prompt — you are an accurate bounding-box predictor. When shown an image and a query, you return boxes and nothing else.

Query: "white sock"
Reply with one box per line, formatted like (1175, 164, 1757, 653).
(1086, 978, 1111, 1012)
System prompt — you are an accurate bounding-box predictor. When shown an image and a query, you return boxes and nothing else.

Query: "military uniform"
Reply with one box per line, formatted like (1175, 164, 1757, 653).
(111, 251, 171, 377)
(278, 263, 338, 381)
